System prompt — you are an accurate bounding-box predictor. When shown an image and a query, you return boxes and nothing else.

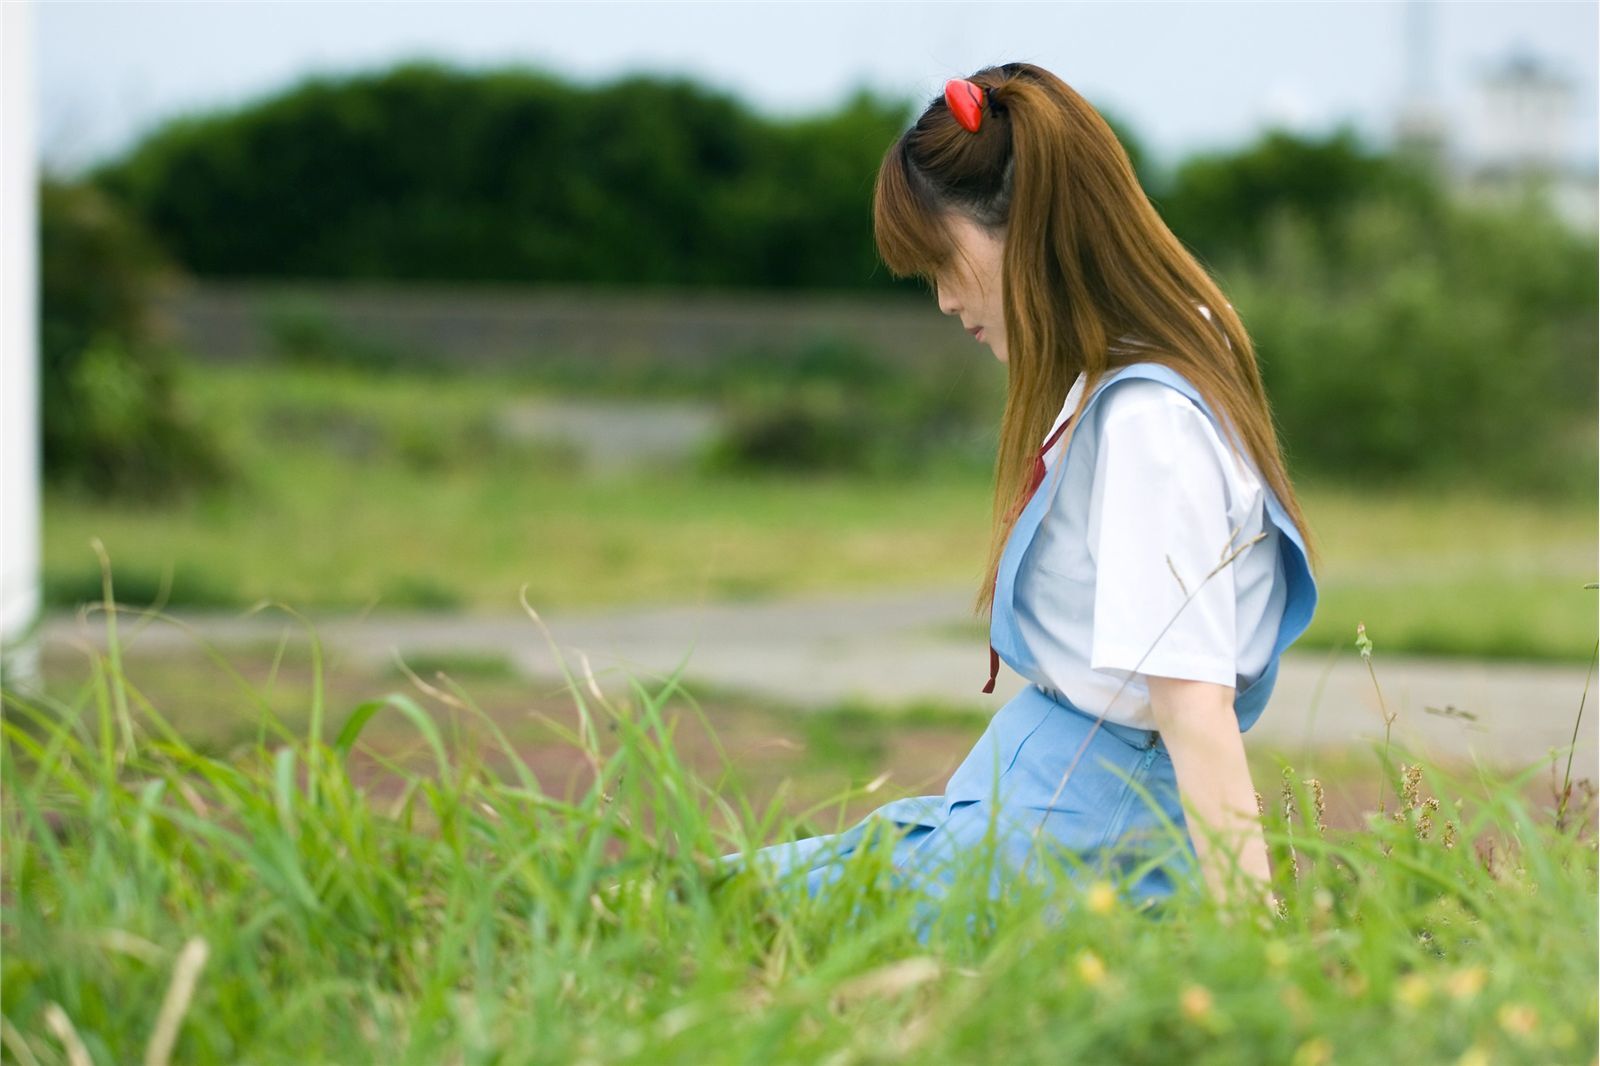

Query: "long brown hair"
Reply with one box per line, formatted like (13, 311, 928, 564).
(871, 62, 1322, 619)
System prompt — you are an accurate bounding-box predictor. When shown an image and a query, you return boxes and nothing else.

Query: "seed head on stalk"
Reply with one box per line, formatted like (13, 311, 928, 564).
(1356, 622, 1398, 816)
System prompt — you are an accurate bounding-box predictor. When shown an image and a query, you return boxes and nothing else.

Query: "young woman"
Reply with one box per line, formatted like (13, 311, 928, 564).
(730, 62, 1322, 919)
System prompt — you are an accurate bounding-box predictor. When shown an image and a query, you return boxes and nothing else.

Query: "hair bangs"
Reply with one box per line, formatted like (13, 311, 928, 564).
(872, 139, 955, 283)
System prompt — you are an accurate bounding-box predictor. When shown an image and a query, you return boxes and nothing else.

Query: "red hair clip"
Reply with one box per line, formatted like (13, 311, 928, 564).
(944, 78, 985, 133)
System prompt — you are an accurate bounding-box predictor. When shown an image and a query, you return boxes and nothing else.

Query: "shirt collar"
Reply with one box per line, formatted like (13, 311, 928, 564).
(1043, 371, 1088, 446)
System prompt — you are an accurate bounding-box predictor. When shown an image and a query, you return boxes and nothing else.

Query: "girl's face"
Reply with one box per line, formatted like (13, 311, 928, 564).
(933, 211, 1008, 363)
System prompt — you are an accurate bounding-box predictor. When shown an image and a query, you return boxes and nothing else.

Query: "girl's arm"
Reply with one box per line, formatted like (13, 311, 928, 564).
(1145, 674, 1275, 915)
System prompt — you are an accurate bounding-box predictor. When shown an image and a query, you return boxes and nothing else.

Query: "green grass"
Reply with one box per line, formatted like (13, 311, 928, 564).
(41, 361, 1598, 661)
(1297, 483, 1596, 663)
(3, 590, 1596, 1064)
(384, 650, 521, 682)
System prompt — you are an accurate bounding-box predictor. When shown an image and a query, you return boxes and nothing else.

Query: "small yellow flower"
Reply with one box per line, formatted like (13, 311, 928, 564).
(1394, 972, 1431, 1011)
(1446, 965, 1487, 1001)
(1085, 880, 1118, 915)
(1454, 1045, 1491, 1066)
(1497, 1002, 1538, 1038)
(1289, 1036, 1334, 1066)
(1179, 983, 1214, 1022)
(1074, 949, 1106, 986)
(1264, 940, 1292, 971)
(1279, 985, 1309, 1023)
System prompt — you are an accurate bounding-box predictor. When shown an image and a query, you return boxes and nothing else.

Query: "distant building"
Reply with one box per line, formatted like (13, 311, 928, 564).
(1391, 21, 1597, 236)
(1458, 46, 1597, 234)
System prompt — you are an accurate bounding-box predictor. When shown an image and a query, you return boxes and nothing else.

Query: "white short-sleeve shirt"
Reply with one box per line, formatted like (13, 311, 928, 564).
(1012, 340, 1287, 730)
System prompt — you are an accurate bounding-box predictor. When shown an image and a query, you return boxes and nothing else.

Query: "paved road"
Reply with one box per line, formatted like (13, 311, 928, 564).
(37, 583, 1597, 773)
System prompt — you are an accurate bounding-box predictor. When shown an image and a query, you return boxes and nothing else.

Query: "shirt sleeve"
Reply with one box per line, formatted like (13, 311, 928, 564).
(1085, 394, 1239, 687)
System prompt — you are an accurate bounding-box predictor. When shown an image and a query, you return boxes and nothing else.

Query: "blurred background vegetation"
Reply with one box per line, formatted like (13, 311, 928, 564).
(38, 60, 1598, 662)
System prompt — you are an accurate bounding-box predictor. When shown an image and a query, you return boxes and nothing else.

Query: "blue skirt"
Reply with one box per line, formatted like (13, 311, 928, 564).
(726, 683, 1202, 915)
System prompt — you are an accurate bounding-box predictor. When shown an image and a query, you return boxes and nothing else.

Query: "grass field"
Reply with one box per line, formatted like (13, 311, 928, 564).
(4, 606, 1596, 1064)
(41, 362, 1598, 662)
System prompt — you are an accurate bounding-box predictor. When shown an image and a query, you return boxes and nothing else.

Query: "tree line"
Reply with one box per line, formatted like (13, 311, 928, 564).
(43, 60, 1597, 499)
(79, 60, 1450, 288)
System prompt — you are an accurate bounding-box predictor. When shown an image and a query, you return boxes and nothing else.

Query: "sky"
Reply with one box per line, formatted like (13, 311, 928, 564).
(30, 0, 1600, 178)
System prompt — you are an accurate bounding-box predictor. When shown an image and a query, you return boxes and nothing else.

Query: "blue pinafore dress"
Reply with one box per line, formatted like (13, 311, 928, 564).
(725, 361, 1319, 911)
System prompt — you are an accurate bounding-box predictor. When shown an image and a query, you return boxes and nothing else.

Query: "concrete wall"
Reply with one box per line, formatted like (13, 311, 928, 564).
(149, 279, 981, 372)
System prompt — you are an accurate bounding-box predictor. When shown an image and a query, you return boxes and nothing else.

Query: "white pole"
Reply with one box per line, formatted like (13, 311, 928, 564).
(1, 0, 41, 689)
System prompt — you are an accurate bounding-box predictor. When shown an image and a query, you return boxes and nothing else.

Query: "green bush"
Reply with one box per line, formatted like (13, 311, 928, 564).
(1154, 125, 1442, 269)
(704, 386, 884, 475)
(699, 338, 998, 476)
(41, 561, 237, 611)
(39, 177, 228, 501)
(1227, 192, 1597, 498)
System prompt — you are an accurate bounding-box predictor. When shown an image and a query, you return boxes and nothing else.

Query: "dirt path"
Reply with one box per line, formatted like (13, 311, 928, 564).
(37, 583, 1597, 774)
